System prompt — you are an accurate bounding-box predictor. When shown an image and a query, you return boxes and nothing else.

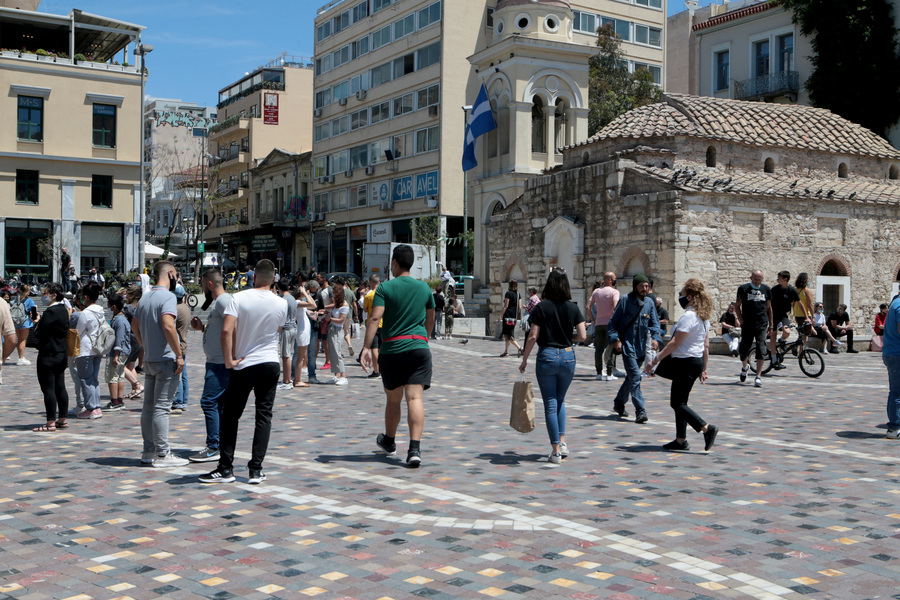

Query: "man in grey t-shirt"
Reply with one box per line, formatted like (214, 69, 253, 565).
(188, 269, 234, 463)
(132, 260, 188, 468)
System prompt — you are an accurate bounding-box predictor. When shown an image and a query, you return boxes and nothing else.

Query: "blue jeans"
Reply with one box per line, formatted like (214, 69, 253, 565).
(200, 362, 231, 450)
(307, 327, 319, 382)
(76, 355, 102, 410)
(172, 354, 189, 408)
(884, 354, 900, 429)
(613, 353, 646, 414)
(534, 346, 576, 445)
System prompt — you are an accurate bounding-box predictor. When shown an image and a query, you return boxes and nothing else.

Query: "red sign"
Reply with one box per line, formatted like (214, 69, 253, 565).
(264, 92, 279, 125)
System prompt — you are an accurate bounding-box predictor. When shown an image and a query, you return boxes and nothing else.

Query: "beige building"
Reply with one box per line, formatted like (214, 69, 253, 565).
(488, 93, 900, 337)
(312, 0, 665, 277)
(249, 148, 313, 274)
(0, 6, 144, 280)
(206, 57, 314, 270)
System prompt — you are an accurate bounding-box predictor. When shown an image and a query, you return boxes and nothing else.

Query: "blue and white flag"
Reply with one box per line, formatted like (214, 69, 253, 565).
(462, 84, 496, 172)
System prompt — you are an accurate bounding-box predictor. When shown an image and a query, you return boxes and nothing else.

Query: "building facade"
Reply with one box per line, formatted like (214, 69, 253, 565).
(0, 6, 145, 281)
(311, 0, 665, 278)
(488, 93, 900, 335)
(205, 57, 314, 270)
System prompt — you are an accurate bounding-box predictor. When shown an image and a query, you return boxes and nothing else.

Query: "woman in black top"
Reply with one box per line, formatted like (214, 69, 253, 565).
(519, 269, 587, 464)
(34, 283, 70, 431)
(500, 279, 523, 357)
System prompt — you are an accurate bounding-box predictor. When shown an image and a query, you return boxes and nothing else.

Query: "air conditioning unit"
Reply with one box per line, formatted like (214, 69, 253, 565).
(380, 200, 394, 211)
(309, 213, 318, 222)
(326, 175, 335, 183)
(318, 212, 326, 220)
(356, 89, 367, 100)
(318, 176, 327, 184)
(345, 169, 354, 178)
(338, 97, 348, 106)
(365, 165, 375, 175)
(314, 108, 323, 118)
(428, 105, 439, 118)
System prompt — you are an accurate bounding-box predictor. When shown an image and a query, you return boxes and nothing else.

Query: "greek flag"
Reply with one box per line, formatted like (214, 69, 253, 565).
(462, 84, 496, 172)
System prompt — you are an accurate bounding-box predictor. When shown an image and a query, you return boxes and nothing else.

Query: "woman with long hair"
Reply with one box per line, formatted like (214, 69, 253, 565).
(325, 282, 350, 385)
(645, 278, 718, 452)
(75, 282, 105, 419)
(33, 283, 70, 431)
(500, 280, 524, 357)
(11, 283, 38, 365)
(519, 269, 587, 464)
(122, 285, 144, 399)
(792, 272, 815, 343)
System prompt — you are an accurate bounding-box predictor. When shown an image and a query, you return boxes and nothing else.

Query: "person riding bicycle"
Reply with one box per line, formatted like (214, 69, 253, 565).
(769, 271, 799, 370)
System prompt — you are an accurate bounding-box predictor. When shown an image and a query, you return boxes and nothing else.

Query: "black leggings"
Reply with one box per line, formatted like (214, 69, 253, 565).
(37, 353, 69, 422)
(655, 356, 707, 439)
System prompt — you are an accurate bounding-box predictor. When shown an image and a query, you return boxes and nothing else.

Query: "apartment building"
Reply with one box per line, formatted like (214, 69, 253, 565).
(312, 0, 665, 279)
(0, 5, 144, 280)
(206, 57, 314, 270)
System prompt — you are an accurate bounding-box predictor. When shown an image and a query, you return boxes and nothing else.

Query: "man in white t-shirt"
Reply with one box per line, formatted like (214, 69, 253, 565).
(200, 259, 287, 485)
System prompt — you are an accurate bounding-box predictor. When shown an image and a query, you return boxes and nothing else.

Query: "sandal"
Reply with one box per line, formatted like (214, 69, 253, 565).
(55, 420, 69, 429)
(127, 385, 144, 399)
(33, 424, 56, 432)
(293, 382, 310, 388)
(500, 352, 509, 358)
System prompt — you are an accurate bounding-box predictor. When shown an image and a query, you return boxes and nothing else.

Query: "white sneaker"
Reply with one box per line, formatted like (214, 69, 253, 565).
(587, 343, 594, 348)
(606, 374, 618, 382)
(754, 377, 762, 388)
(327, 377, 340, 385)
(276, 382, 292, 391)
(16, 358, 31, 366)
(153, 452, 189, 468)
(335, 377, 348, 386)
(559, 442, 569, 457)
(823, 347, 829, 354)
(835, 340, 844, 346)
(548, 452, 562, 465)
(886, 429, 900, 439)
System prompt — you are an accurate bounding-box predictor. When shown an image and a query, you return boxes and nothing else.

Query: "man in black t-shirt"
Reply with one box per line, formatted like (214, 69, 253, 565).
(720, 303, 740, 356)
(60, 247, 71, 292)
(735, 270, 774, 388)
(769, 270, 800, 368)
(828, 304, 858, 353)
(431, 284, 445, 339)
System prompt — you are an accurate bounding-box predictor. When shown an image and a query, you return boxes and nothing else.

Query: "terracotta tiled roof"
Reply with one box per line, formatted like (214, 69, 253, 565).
(579, 93, 900, 160)
(628, 164, 900, 205)
(692, 0, 774, 31)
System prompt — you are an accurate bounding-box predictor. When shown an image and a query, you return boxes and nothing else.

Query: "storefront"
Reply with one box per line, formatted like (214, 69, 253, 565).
(5, 219, 52, 280)
(349, 226, 366, 276)
(81, 223, 124, 275)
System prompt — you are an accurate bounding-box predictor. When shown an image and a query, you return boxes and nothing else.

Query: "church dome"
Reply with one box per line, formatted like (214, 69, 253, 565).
(495, 0, 570, 9)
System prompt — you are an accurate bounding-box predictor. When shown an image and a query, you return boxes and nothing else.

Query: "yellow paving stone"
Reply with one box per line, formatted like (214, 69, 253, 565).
(234, 532, 256, 538)
(550, 578, 576, 587)
(62, 595, 92, 600)
(155, 527, 178, 533)
(232, 509, 252, 515)
(747, 483, 767, 487)
(434, 566, 463, 575)
(105, 518, 127, 524)
(685, 476, 702, 480)
(887, 513, 900, 519)
(16, 490, 34, 495)
(575, 561, 602, 569)
(0, 498, 11, 503)
(72, 537, 95, 544)
(318, 522, 340, 529)
(792, 577, 819, 585)
(698, 582, 728, 591)
(750, 500, 768, 504)
(299, 587, 327, 596)
(192, 513, 213, 519)
(343, 535, 363, 542)
(40, 504, 59, 509)
(72, 525, 94, 531)
(322, 572, 348, 581)
(200, 577, 228, 586)
(834, 538, 858, 545)
(110, 552, 135, 559)
(292, 529, 315, 536)
(218, 499, 239, 505)
(827, 525, 851, 532)
(661, 531, 684, 537)
(150, 552, 174, 559)
(634, 502, 652, 507)
(109, 596, 135, 600)
(256, 585, 285, 593)
(407, 530, 430, 537)
(87, 565, 115, 573)
(692, 511, 714, 516)
(404, 576, 433, 584)
(192, 505, 214, 511)
(292, 504, 312, 510)
(153, 574, 181, 583)
(526, 502, 544, 507)
(586, 572, 614, 580)
(559, 550, 584, 558)
(583, 500, 601, 506)
(478, 587, 507, 597)
(627, 488, 645, 493)
(106, 583, 135, 592)
(130, 537, 154, 544)
(296, 539, 320, 546)
(818, 569, 844, 577)
(478, 568, 504, 577)
(405, 498, 425, 503)
(0, 584, 22, 593)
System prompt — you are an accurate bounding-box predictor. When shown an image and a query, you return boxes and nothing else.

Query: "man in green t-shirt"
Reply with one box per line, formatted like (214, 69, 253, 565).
(361, 244, 435, 467)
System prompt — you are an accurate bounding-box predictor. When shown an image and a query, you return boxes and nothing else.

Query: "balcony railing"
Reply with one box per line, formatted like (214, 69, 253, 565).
(735, 71, 800, 101)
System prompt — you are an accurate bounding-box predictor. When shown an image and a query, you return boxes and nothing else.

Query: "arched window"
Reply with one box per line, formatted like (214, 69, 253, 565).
(706, 146, 717, 167)
(487, 99, 499, 158)
(764, 157, 775, 173)
(821, 259, 846, 276)
(531, 96, 546, 153)
(838, 162, 848, 178)
(554, 98, 569, 151)
(890, 164, 898, 180)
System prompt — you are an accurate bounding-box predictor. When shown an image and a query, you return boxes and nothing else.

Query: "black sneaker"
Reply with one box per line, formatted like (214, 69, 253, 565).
(614, 405, 629, 418)
(104, 400, 125, 411)
(368, 372, 381, 379)
(635, 412, 648, 424)
(406, 448, 421, 467)
(847, 348, 859, 354)
(308, 378, 321, 385)
(376, 433, 396, 456)
(247, 469, 267, 484)
(198, 468, 235, 484)
(731, 350, 739, 357)
(740, 365, 750, 382)
(663, 440, 691, 451)
(774, 362, 786, 370)
(703, 424, 719, 451)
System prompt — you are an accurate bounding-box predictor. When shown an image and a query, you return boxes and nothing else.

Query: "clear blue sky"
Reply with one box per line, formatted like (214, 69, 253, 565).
(38, 0, 697, 109)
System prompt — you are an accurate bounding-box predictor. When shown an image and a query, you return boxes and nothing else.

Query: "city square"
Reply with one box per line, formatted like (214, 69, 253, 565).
(1, 332, 898, 599)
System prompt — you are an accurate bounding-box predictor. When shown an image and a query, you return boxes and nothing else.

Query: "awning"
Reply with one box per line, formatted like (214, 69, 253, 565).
(144, 242, 180, 259)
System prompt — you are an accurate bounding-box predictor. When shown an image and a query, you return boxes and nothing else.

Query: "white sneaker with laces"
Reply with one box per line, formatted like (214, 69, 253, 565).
(153, 452, 189, 468)
(17, 357, 31, 366)
(886, 429, 900, 439)
(823, 347, 829, 354)
(754, 377, 762, 388)
(606, 374, 618, 381)
(335, 377, 348, 386)
(559, 442, 569, 457)
(276, 382, 292, 391)
(548, 452, 562, 465)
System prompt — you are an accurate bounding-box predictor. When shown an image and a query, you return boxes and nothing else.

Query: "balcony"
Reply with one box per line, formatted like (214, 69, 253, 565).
(735, 71, 800, 102)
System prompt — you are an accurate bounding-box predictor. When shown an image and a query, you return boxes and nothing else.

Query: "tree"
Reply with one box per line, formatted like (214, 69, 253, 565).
(587, 23, 662, 135)
(412, 216, 441, 278)
(147, 137, 205, 264)
(781, 0, 900, 138)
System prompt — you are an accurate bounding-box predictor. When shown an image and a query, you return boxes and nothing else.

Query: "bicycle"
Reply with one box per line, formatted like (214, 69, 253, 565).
(186, 293, 199, 309)
(749, 324, 825, 378)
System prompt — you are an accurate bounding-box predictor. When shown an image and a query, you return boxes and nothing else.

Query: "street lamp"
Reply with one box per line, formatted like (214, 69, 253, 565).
(135, 42, 153, 273)
(325, 220, 337, 273)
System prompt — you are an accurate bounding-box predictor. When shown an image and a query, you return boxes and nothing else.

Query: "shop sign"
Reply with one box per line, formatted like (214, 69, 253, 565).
(370, 223, 391, 243)
(251, 235, 279, 252)
(415, 171, 439, 198)
(264, 92, 279, 125)
(392, 176, 413, 202)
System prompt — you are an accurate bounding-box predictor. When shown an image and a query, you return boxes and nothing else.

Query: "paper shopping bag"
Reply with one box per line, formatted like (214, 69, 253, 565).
(509, 380, 535, 433)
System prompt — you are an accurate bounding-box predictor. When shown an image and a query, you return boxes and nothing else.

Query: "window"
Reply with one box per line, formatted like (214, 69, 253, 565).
(371, 101, 390, 124)
(163, 210, 170, 229)
(351, 109, 368, 130)
(764, 157, 775, 173)
(352, 1, 368, 22)
(416, 42, 440, 70)
(634, 24, 661, 47)
(393, 93, 414, 117)
(633, 62, 662, 84)
(370, 62, 393, 87)
(93, 104, 117, 147)
(17, 96, 43, 141)
(838, 162, 848, 178)
(316, 21, 332, 43)
(350, 144, 369, 169)
(394, 13, 416, 39)
(355, 185, 368, 207)
(332, 80, 349, 102)
(332, 115, 349, 136)
(891, 165, 899, 180)
(416, 126, 439, 153)
(754, 40, 770, 77)
(419, 1, 441, 29)
(315, 123, 331, 142)
(373, 0, 394, 13)
(393, 53, 415, 78)
(15, 169, 39, 205)
(372, 24, 392, 50)
(778, 33, 794, 72)
(532, 96, 546, 153)
(333, 150, 349, 173)
(573, 11, 597, 34)
(314, 156, 328, 178)
(314, 192, 329, 213)
(486, 7, 494, 28)
(91, 175, 113, 208)
(635, 0, 663, 8)
(706, 146, 717, 167)
(715, 50, 730, 91)
(353, 36, 369, 59)
(417, 84, 440, 109)
(393, 134, 408, 158)
(333, 188, 348, 210)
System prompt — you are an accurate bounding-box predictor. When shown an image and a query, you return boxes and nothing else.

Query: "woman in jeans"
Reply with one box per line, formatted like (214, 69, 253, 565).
(644, 278, 718, 452)
(33, 283, 70, 431)
(519, 269, 586, 464)
(12, 284, 38, 365)
(325, 282, 350, 385)
(76, 283, 105, 419)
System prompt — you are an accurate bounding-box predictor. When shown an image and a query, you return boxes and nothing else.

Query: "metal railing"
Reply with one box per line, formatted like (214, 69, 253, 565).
(735, 70, 800, 101)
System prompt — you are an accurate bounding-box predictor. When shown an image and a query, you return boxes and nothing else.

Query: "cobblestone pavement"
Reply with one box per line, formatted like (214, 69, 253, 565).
(1, 331, 899, 600)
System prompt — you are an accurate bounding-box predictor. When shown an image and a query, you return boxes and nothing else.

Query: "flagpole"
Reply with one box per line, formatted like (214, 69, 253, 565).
(462, 105, 471, 277)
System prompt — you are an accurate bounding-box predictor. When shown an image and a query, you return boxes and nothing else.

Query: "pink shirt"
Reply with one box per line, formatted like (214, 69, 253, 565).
(590, 286, 620, 326)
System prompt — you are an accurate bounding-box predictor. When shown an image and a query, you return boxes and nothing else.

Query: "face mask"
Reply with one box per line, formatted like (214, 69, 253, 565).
(817, 309, 824, 314)
(678, 295, 689, 309)
(750, 283, 760, 290)
(201, 289, 214, 311)
(169, 275, 177, 292)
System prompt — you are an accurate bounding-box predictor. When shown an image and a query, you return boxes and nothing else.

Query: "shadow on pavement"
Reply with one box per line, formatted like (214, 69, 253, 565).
(613, 444, 664, 453)
(574, 414, 626, 421)
(474, 452, 545, 465)
(87, 456, 143, 467)
(315, 453, 394, 464)
(835, 431, 887, 439)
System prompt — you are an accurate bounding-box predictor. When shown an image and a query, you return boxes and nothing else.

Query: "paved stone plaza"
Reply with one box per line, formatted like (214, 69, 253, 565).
(0, 332, 898, 599)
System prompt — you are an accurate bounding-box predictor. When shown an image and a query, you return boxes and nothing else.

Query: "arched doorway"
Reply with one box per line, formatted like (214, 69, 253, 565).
(816, 257, 850, 316)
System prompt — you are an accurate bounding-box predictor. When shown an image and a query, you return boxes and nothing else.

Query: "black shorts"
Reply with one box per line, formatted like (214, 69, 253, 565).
(370, 329, 382, 350)
(378, 348, 432, 391)
(775, 315, 791, 330)
(738, 324, 768, 361)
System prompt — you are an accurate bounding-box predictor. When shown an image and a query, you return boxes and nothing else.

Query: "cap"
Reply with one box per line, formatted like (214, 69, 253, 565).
(174, 284, 186, 299)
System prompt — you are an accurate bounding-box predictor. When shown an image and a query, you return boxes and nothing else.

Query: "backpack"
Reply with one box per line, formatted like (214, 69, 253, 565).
(9, 298, 28, 329)
(89, 311, 116, 356)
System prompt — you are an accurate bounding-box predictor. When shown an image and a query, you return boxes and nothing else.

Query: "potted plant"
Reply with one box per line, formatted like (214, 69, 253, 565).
(35, 49, 53, 62)
(0, 48, 17, 58)
(20, 48, 37, 60)
(56, 52, 71, 64)
(73, 53, 86, 64)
